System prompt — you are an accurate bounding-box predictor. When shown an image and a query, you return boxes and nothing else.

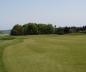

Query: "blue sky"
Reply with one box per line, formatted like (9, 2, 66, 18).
(0, 0, 86, 30)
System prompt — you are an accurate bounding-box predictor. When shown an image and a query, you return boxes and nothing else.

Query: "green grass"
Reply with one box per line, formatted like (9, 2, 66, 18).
(0, 35, 86, 72)
(0, 36, 24, 72)
(0, 36, 15, 40)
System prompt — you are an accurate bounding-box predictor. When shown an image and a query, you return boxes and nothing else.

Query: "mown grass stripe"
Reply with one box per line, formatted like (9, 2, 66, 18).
(0, 38, 24, 72)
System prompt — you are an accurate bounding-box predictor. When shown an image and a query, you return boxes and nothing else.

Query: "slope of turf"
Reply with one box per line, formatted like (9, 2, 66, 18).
(2, 35, 86, 72)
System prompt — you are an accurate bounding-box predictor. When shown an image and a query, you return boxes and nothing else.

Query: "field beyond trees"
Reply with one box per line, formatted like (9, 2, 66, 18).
(0, 35, 86, 72)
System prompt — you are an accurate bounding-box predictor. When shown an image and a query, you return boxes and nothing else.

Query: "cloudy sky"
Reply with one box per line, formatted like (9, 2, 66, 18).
(0, 0, 86, 30)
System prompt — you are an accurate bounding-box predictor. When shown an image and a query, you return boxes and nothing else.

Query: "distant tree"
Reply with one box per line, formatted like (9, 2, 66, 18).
(81, 26, 86, 33)
(55, 27, 64, 35)
(64, 27, 70, 34)
(11, 22, 86, 36)
(69, 27, 77, 33)
(11, 24, 23, 35)
(24, 23, 38, 35)
(37, 24, 54, 34)
(46, 24, 54, 34)
(37, 24, 46, 34)
(22, 24, 28, 35)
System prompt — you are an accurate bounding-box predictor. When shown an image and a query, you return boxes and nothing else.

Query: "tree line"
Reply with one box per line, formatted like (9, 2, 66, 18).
(11, 23, 86, 35)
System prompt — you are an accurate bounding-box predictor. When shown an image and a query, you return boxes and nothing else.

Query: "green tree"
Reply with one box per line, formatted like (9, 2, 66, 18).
(64, 27, 70, 34)
(55, 27, 64, 35)
(46, 24, 54, 34)
(11, 24, 23, 35)
(24, 23, 38, 35)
